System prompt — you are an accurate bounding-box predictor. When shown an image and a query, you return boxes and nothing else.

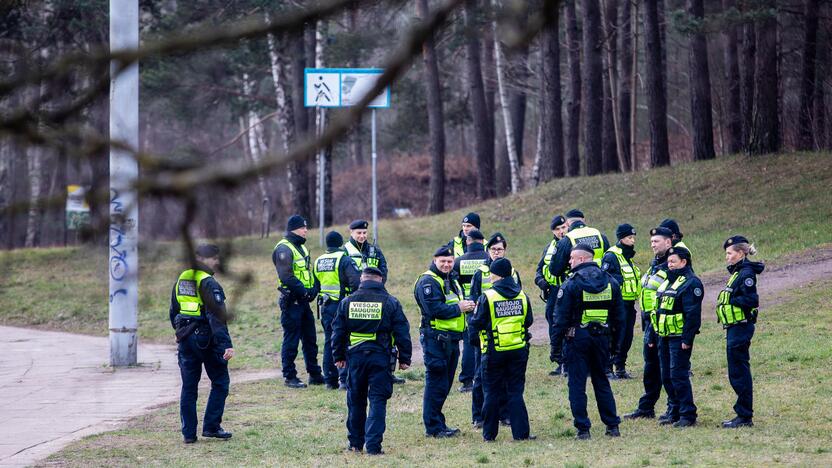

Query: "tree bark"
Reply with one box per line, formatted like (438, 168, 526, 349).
(797, 0, 820, 150)
(266, 28, 299, 217)
(565, 0, 582, 176)
(314, 19, 333, 227)
(687, 0, 715, 160)
(813, 29, 828, 150)
(618, 0, 633, 169)
(417, 0, 446, 213)
(241, 76, 271, 233)
(289, 31, 311, 219)
(721, 0, 742, 154)
(643, 0, 670, 166)
(749, 5, 780, 155)
(540, 3, 565, 181)
(24, 145, 42, 248)
(583, 0, 604, 175)
(493, 0, 522, 193)
(600, 0, 621, 172)
(464, 0, 495, 198)
(740, 18, 755, 151)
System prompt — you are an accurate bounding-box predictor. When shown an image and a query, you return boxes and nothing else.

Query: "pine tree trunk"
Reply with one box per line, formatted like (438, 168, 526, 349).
(417, 0, 446, 213)
(464, 0, 495, 198)
(583, 0, 604, 175)
(813, 31, 828, 150)
(618, 0, 633, 169)
(290, 31, 311, 219)
(721, 0, 742, 154)
(797, 0, 820, 151)
(601, 0, 621, 172)
(643, 0, 670, 166)
(0, 137, 11, 248)
(242, 76, 271, 234)
(749, 5, 780, 155)
(266, 27, 299, 217)
(740, 20, 755, 151)
(24, 145, 42, 248)
(565, 0, 582, 176)
(540, 4, 565, 181)
(347, 5, 363, 165)
(493, 0, 522, 193)
(687, 0, 715, 160)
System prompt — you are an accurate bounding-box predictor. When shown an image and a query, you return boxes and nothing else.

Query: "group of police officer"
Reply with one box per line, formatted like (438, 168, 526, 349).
(168, 209, 763, 453)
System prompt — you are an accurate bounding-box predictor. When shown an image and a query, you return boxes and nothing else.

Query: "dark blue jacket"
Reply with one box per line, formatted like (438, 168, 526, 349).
(169, 263, 233, 350)
(553, 262, 625, 346)
(651, 265, 704, 346)
(347, 237, 389, 283)
(453, 242, 489, 291)
(272, 232, 320, 302)
(727, 258, 764, 313)
(323, 247, 361, 298)
(469, 277, 534, 353)
(469, 256, 523, 302)
(415, 263, 465, 339)
(534, 236, 560, 292)
(331, 280, 412, 365)
(601, 242, 637, 291)
(548, 221, 611, 281)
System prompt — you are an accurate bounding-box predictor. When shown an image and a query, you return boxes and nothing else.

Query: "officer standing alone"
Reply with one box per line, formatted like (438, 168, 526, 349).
(416, 246, 476, 437)
(535, 215, 568, 376)
(170, 244, 234, 443)
(273, 215, 324, 389)
(553, 244, 624, 440)
(332, 267, 412, 455)
(453, 229, 489, 393)
(602, 223, 641, 379)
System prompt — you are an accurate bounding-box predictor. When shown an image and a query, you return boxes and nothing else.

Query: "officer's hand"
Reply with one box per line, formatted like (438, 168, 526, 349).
(399, 363, 410, 371)
(647, 343, 655, 348)
(459, 300, 476, 313)
(223, 348, 235, 360)
(681, 342, 691, 350)
(335, 360, 346, 369)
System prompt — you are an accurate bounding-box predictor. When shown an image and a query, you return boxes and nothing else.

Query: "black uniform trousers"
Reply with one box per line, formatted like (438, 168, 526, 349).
(565, 327, 620, 431)
(726, 322, 754, 419)
(612, 300, 637, 370)
(178, 328, 230, 439)
(471, 343, 509, 424)
(279, 296, 322, 380)
(421, 331, 460, 435)
(658, 336, 697, 421)
(481, 347, 531, 440)
(637, 322, 664, 414)
(347, 348, 393, 453)
(546, 289, 565, 364)
(459, 319, 475, 385)
(321, 300, 347, 386)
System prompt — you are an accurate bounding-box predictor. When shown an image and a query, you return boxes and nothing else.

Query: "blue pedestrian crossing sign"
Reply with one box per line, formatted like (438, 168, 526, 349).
(304, 68, 390, 108)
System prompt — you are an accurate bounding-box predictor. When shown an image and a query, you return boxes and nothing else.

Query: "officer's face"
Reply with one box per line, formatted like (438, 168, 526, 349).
(461, 222, 476, 235)
(292, 227, 308, 238)
(725, 246, 744, 265)
(553, 224, 568, 239)
(569, 251, 592, 269)
(199, 256, 220, 270)
(651, 236, 671, 255)
(667, 254, 687, 270)
(434, 256, 454, 273)
(488, 243, 506, 260)
(351, 229, 368, 244)
(620, 234, 636, 247)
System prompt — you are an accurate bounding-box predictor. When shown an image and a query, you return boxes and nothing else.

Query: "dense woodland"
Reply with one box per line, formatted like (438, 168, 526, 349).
(0, 0, 830, 249)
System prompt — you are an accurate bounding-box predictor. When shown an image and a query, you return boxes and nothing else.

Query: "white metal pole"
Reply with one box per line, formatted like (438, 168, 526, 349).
(109, 0, 139, 366)
(371, 109, 378, 242)
(318, 107, 325, 247)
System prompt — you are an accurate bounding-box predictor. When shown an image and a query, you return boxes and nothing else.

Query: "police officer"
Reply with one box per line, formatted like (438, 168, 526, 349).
(454, 229, 489, 393)
(313, 231, 361, 390)
(535, 215, 568, 376)
(623, 226, 673, 420)
(470, 258, 535, 441)
(602, 223, 641, 379)
(273, 215, 324, 389)
(169, 244, 234, 443)
(660, 218, 691, 254)
(345, 219, 388, 282)
(553, 243, 624, 440)
(332, 267, 412, 455)
(718, 236, 763, 428)
(415, 246, 476, 437)
(468, 232, 519, 429)
(650, 246, 702, 428)
(548, 209, 611, 283)
(448, 212, 482, 257)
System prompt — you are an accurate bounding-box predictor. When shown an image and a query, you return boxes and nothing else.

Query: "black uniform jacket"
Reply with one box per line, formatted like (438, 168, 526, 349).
(469, 277, 534, 354)
(169, 262, 233, 350)
(727, 258, 764, 315)
(548, 221, 611, 281)
(553, 262, 625, 346)
(272, 232, 320, 302)
(647, 265, 704, 346)
(348, 237, 389, 283)
(414, 263, 465, 339)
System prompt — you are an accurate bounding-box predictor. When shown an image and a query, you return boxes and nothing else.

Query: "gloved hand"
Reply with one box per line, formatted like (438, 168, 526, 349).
(304, 289, 317, 303)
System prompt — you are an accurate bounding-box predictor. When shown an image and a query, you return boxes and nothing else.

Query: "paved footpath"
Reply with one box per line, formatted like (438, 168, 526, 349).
(0, 326, 276, 467)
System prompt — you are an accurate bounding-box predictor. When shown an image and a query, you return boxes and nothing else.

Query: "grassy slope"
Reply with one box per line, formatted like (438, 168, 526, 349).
(2, 151, 832, 369)
(45, 277, 832, 466)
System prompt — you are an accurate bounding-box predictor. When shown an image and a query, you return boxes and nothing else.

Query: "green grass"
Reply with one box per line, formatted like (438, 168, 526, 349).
(44, 277, 832, 466)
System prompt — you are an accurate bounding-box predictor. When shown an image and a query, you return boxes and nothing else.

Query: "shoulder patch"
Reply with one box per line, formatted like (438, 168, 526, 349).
(213, 289, 225, 304)
(744, 278, 754, 287)
(557, 289, 564, 299)
(602, 262, 610, 271)
(693, 287, 702, 297)
(278, 251, 289, 261)
(423, 285, 432, 296)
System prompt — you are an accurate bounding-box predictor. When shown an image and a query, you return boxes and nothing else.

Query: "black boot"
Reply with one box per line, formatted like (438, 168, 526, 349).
(721, 416, 753, 428)
(285, 378, 307, 389)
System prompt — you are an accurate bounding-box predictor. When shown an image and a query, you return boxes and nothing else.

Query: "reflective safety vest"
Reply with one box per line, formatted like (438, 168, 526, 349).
(639, 268, 668, 313)
(452, 236, 465, 258)
(479, 264, 520, 293)
(344, 241, 380, 270)
(580, 284, 614, 325)
(347, 300, 384, 347)
(480, 289, 528, 352)
(416, 270, 465, 332)
(314, 251, 347, 301)
(459, 258, 487, 296)
(275, 239, 314, 289)
(607, 245, 642, 301)
(175, 269, 211, 317)
(541, 239, 562, 286)
(716, 272, 752, 326)
(651, 275, 687, 336)
(566, 226, 605, 265)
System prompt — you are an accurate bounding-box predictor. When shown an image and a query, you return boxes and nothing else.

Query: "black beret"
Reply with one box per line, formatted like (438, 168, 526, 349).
(550, 215, 567, 230)
(349, 219, 369, 230)
(724, 235, 749, 249)
(362, 266, 384, 277)
(325, 231, 343, 248)
(462, 212, 481, 229)
(566, 209, 585, 219)
(487, 232, 507, 249)
(650, 227, 674, 238)
(195, 244, 220, 258)
(667, 246, 692, 261)
(489, 258, 512, 277)
(467, 229, 485, 241)
(287, 214, 307, 232)
(616, 223, 636, 240)
(572, 243, 595, 255)
(433, 245, 454, 257)
(660, 218, 682, 238)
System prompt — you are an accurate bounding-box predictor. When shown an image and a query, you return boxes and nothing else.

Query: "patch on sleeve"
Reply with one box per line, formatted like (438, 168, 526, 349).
(602, 262, 610, 271)
(278, 251, 289, 261)
(744, 278, 754, 287)
(557, 288, 564, 299)
(423, 285, 432, 296)
(213, 289, 225, 304)
(693, 287, 702, 297)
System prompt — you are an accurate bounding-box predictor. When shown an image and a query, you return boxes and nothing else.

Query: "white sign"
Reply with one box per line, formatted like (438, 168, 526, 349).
(304, 68, 390, 108)
(305, 72, 340, 107)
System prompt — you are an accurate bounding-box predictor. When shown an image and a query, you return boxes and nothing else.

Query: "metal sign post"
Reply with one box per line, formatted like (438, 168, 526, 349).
(304, 68, 390, 245)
